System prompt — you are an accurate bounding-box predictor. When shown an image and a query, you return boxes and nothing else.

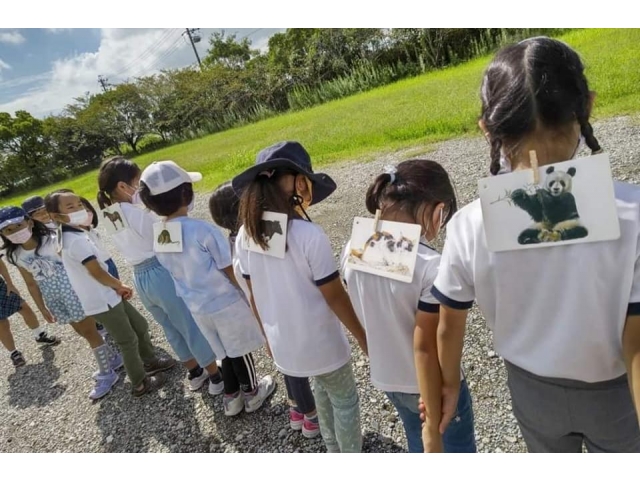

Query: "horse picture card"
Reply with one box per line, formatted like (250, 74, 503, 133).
(153, 221, 183, 253)
(101, 203, 129, 235)
(478, 153, 620, 253)
(244, 211, 288, 259)
(347, 217, 422, 283)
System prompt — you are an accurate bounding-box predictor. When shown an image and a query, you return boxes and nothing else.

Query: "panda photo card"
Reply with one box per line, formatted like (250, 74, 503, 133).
(347, 217, 422, 283)
(244, 211, 288, 259)
(153, 221, 183, 253)
(101, 203, 129, 235)
(478, 153, 620, 252)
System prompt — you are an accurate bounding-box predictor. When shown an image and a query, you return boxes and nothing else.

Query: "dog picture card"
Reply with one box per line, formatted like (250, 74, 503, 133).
(100, 203, 129, 235)
(153, 221, 183, 253)
(478, 153, 620, 252)
(347, 217, 422, 283)
(244, 211, 288, 259)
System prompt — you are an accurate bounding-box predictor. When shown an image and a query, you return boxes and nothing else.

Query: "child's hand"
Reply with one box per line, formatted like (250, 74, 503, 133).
(5, 282, 19, 297)
(357, 336, 368, 357)
(422, 425, 444, 453)
(41, 308, 56, 324)
(116, 285, 134, 300)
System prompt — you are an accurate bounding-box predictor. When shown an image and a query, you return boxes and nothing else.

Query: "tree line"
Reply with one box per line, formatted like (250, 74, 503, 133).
(0, 28, 569, 197)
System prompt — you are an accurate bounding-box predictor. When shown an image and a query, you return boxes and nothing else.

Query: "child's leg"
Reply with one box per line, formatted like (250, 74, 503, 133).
(120, 299, 164, 366)
(314, 362, 362, 453)
(17, 301, 59, 345)
(285, 375, 317, 416)
(441, 379, 477, 453)
(94, 303, 147, 389)
(227, 353, 275, 413)
(312, 375, 339, 452)
(385, 392, 423, 453)
(0, 318, 16, 352)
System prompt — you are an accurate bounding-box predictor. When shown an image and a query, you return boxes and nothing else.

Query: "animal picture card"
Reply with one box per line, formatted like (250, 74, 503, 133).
(244, 211, 288, 259)
(101, 203, 129, 235)
(347, 217, 422, 283)
(478, 152, 620, 252)
(153, 221, 183, 253)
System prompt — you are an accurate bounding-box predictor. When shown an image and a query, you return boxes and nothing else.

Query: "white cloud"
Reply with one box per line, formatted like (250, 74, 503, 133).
(0, 28, 282, 117)
(0, 58, 11, 81)
(0, 31, 26, 45)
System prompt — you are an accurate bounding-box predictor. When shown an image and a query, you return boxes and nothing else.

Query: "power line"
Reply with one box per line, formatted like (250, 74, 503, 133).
(184, 28, 203, 71)
(110, 29, 181, 79)
(129, 35, 186, 78)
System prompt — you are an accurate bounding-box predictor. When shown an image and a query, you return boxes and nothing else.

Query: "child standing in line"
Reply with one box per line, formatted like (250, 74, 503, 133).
(80, 196, 120, 280)
(0, 251, 59, 367)
(432, 37, 640, 452)
(22, 196, 56, 230)
(340, 160, 476, 453)
(138, 161, 275, 416)
(209, 181, 320, 438)
(0, 206, 122, 399)
(45, 190, 176, 397)
(232, 141, 368, 452)
(95, 156, 224, 395)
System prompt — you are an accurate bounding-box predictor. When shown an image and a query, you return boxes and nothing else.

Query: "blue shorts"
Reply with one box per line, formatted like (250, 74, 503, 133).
(0, 280, 23, 319)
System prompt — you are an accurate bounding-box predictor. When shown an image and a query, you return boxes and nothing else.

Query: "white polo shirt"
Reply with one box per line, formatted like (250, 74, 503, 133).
(87, 227, 112, 264)
(110, 202, 157, 266)
(341, 241, 441, 393)
(236, 220, 352, 377)
(432, 181, 640, 383)
(60, 226, 122, 316)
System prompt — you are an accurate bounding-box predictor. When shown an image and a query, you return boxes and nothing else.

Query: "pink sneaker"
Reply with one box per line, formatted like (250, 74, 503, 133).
(302, 415, 321, 439)
(289, 407, 304, 431)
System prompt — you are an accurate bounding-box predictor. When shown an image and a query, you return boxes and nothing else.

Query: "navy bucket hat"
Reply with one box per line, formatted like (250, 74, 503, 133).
(22, 196, 45, 214)
(231, 141, 337, 205)
(0, 206, 28, 231)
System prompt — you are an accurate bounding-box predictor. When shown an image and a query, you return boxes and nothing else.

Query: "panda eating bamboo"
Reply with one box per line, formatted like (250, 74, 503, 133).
(511, 165, 589, 245)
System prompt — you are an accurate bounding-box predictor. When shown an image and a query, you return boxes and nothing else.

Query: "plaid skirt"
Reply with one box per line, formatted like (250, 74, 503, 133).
(0, 280, 23, 319)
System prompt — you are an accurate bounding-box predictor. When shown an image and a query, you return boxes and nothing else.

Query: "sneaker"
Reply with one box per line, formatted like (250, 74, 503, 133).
(92, 354, 124, 380)
(10, 350, 25, 367)
(133, 372, 167, 397)
(302, 415, 321, 439)
(35, 332, 60, 347)
(224, 392, 244, 417)
(89, 371, 119, 400)
(208, 375, 224, 396)
(188, 368, 209, 391)
(143, 357, 176, 375)
(289, 407, 304, 431)
(244, 375, 276, 413)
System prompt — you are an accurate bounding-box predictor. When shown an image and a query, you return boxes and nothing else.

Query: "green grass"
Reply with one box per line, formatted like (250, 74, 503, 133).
(4, 28, 640, 207)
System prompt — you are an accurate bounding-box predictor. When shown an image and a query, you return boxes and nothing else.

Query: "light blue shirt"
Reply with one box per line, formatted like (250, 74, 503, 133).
(155, 217, 241, 315)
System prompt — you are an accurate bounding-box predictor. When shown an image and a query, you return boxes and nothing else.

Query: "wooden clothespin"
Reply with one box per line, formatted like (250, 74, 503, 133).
(373, 209, 382, 233)
(529, 150, 539, 184)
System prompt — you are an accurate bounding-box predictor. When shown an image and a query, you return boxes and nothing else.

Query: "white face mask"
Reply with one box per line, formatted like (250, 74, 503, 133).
(45, 221, 57, 229)
(496, 135, 586, 176)
(423, 206, 445, 242)
(7, 227, 32, 245)
(131, 190, 143, 206)
(188, 198, 195, 213)
(67, 210, 91, 227)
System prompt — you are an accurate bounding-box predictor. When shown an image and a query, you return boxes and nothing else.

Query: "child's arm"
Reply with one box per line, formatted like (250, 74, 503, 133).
(0, 256, 19, 297)
(414, 309, 443, 452)
(83, 259, 133, 299)
(623, 314, 640, 424)
(436, 305, 468, 433)
(318, 278, 368, 355)
(18, 267, 55, 323)
(246, 279, 272, 357)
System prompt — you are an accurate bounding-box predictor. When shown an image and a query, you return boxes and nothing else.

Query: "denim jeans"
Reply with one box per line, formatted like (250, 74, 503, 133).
(386, 378, 477, 453)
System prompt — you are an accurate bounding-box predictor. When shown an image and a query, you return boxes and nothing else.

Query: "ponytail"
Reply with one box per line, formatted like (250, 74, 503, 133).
(365, 173, 393, 214)
(97, 190, 112, 210)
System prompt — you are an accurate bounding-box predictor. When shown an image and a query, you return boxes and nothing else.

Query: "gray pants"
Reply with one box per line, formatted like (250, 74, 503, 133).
(505, 360, 640, 452)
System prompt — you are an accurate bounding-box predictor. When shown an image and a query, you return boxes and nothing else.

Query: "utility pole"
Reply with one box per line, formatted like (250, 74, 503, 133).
(98, 75, 111, 93)
(185, 28, 203, 71)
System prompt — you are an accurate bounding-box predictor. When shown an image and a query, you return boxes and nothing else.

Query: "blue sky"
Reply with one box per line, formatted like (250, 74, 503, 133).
(0, 28, 283, 118)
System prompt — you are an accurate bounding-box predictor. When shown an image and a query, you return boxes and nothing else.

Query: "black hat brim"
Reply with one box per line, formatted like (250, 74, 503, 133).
(232, 158, 337, 205)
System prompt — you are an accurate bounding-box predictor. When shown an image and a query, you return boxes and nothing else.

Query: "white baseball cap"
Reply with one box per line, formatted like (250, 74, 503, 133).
(140, 160, 202, 195)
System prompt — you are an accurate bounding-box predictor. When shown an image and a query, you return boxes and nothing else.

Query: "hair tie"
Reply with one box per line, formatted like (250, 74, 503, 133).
(383, 165, 397, 184)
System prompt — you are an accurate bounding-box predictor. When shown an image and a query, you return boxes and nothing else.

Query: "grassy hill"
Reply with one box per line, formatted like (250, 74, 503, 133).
(3, 28, 640, 207)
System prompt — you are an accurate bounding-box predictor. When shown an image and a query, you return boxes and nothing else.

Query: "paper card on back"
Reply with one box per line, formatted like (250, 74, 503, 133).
(101, 203, 129, 235)
(244, 211, 288, 259)
(153, 222, 183, 253)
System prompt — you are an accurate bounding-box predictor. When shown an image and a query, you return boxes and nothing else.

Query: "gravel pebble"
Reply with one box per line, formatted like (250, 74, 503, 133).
(1, 116, 639, 452)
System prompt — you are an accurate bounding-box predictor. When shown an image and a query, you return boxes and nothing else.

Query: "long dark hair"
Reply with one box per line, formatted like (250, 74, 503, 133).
(97, 156, 142, 209)
(80, 197, 99, 229)
(209, 181, 240, 236)
(238, 169, 298, 250)
(481, 36, 601, 176)
(366, 160, 457, 232)
(1, 216, 52, 267)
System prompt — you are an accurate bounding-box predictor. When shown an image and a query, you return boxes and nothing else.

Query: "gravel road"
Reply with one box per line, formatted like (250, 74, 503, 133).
(1, 116, 639, 453)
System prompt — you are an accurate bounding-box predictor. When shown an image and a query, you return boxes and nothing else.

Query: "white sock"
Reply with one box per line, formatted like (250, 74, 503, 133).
(9, 349, 17, 356)
(32, 326, 43, 339)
